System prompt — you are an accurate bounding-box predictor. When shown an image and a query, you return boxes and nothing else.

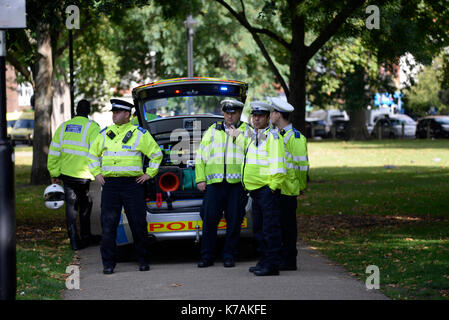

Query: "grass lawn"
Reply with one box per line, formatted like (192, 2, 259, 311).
(12, 139, 449, 300)
(299, 139, 449, 300)
(14, 146, 74, 300)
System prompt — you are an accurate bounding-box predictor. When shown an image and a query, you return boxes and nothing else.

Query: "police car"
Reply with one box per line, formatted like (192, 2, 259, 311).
(116, 77, 253, 245)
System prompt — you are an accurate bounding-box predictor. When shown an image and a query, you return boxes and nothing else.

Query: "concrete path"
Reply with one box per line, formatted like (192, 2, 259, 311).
(63, 181, 388, 300)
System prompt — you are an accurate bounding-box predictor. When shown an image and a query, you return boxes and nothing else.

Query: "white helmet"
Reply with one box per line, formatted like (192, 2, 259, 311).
(44, 184, 65, 209)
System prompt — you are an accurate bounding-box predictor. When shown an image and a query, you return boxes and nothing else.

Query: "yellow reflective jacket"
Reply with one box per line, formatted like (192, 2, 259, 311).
(242, 127, 286, 191)
(195, 121, 250, 184)
(47, 116, 100, 180)
(279, 125, 309, 196)
(88, 122, 162, 178)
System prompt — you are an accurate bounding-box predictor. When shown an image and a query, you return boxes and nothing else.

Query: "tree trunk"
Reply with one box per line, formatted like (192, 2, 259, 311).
(347, 109, 369, 140)
(30, 22, 53, 185)
(288, 5, 306, 133)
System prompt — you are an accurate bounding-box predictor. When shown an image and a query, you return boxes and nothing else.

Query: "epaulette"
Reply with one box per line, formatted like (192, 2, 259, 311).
(293, 128, 302, 139)
(100, 127, 108, 133)
(137, 126, 147, 134)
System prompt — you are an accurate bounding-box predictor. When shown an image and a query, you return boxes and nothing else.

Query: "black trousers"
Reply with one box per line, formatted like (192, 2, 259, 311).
(280, 194, 298, 265)
(200, 181, 247, 261)
(61, 175, 92, 241)
(100, 177, 149, 268)
(250, 186, 282, 270)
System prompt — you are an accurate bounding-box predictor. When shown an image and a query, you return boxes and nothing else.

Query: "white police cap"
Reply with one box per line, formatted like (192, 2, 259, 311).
(250, 101, 272, 114)
(220, 99, 244, 113)
(270, 97, 294, 113)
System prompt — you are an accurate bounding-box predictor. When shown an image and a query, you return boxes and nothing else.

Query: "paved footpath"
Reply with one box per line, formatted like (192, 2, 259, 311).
(63, 181, 388, 300)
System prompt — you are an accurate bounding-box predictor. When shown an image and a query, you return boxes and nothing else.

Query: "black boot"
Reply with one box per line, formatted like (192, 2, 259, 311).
(68, 224, 85, 250)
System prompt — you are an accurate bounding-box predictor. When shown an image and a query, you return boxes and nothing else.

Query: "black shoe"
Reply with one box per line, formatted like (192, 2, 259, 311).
(279, 263, 297, 271)
(223, 259, 235, 268)
(198, 260, 214, 268)
(103, 267, 114, 274)
(139, 264, 150, 271)
(253, 267, 279, 276)
(249, 265, 261, 273)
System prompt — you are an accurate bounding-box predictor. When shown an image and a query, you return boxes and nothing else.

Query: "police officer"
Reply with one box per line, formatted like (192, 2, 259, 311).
(269, 97, 309, 271)
(47, 99, 101, 250)
(242, 101, 286, 276)
(195, 99, 250, 268)
(88, 99, 163, 274)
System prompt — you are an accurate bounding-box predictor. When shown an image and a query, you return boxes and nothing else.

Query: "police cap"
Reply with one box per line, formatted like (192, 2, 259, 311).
(110, 99, 134, 112)
(250, 101, 272, 115)
(270, 97, 294, 113)
(221, 99, 244, 113)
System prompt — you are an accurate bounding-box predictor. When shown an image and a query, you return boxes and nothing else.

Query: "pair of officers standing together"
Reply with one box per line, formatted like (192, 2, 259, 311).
(196, 97, 309, 276)
(47, 96, 308, 276)
(48, 99, 162, 274)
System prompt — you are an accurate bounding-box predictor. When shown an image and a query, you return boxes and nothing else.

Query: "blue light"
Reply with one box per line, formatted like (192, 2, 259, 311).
(219, 86, 228, 91)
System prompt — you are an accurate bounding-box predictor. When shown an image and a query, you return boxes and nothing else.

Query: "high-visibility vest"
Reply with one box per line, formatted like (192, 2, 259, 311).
(47, 116, 100, 180)
(195, 121, 249, 185)
(242, 127, 286, 191)
(88, 122, 162, 178)
(280, 126, 309, 196)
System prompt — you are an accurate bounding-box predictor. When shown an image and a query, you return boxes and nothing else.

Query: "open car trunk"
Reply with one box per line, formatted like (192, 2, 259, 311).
(119, 77, 251, 242)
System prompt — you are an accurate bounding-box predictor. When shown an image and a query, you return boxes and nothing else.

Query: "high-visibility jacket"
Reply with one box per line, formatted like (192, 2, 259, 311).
(47, 116, 100, 180)
(195, 121, 250, 185)
(279, 125, 309, 196)
(88, 122, 162, 178)
(242, 127, 286, 191)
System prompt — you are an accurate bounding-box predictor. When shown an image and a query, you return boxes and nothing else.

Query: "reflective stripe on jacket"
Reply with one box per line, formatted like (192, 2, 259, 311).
(47, 116, 100, 180)
(280, 127, 309, 196)
(88, 122, 162, 178)
(242, 127, 286, 191)
(195, 121, 249, 184)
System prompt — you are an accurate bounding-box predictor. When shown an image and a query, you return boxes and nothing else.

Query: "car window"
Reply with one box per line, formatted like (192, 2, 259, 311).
(14, 119, 34, 129)
(143, 95, 240, 119)
(390, 119, 401, 126)
(435, 117, 449, 125)
(7, 120, 16, 128)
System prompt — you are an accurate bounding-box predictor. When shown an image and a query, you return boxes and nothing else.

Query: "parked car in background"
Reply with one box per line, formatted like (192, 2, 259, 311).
(10, 111, 34, 145)
(308, 109, 349, 137)
(6, 111, 21, 139)
(366, 108, 390, 135)
(416, 116, 449, 139)
(329, 118, 349, 139)
(305, 117, 326, 138)
(371, 114, 416, 139)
